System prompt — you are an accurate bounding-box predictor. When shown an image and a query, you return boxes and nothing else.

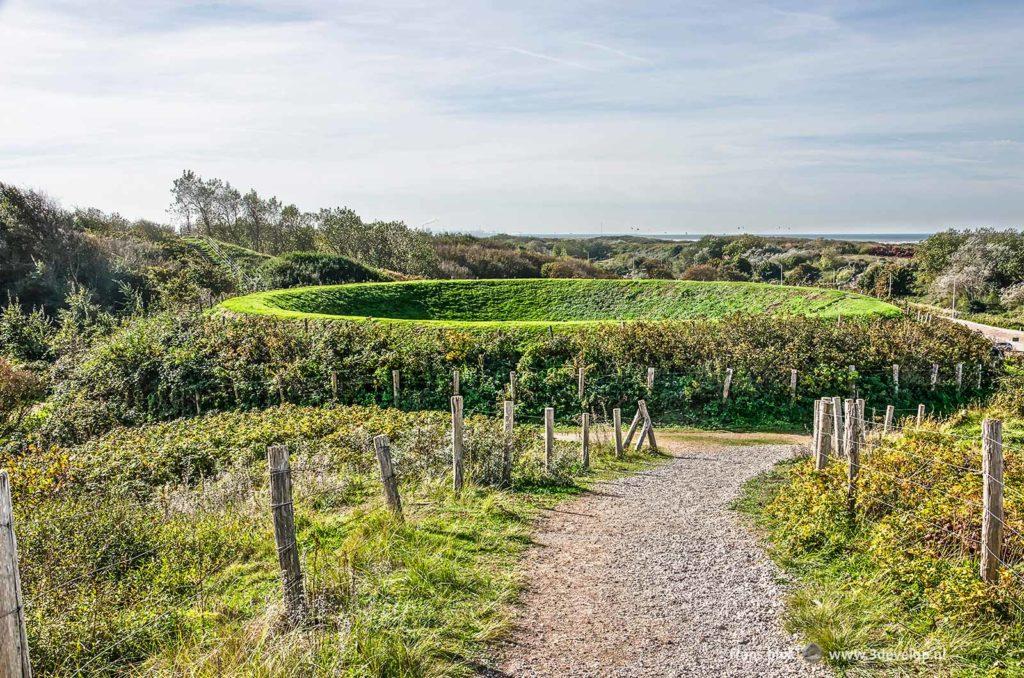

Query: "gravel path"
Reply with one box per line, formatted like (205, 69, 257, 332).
(493, 433, 830, 677)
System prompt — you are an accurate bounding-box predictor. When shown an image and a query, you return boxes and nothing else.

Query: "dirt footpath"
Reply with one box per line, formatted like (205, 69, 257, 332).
(492, 431, 830, 677)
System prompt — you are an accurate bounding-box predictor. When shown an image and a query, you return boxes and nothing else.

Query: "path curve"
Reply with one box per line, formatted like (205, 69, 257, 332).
(493, 433, 830, 677)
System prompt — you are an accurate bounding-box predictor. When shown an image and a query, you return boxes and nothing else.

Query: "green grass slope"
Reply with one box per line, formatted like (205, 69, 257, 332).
(220, 279, 900, 326)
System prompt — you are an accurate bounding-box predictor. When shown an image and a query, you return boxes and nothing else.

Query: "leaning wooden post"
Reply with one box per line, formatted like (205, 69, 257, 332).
(816, 400, 833, 470)
(980, 419, 1005, 582)
(930, 363, 939, 390)
(789, 369, 798, 402)
(0, 472, 31, 678)
(452, 369, 460, 396)
(831, 395, 844, 457)
(502, 400, 515, 484)
(956, 363, 964, 391)
(613, 408, 623, 458)
(845, 400, 860, 516)
(917, 403, 926, 426)
(581, 413, 590, 469)
(544, 407, 555, 473)
(623, 406, 643, 448)
(392, 369, 400, 405)
(892, 363, 900, 396)
(373, 435, 403, 517)
(451, 396, 464, 494)
(722, 368, 733, 402)
(636, 400, 657, 452)
(883, 405, 895, 434)
(267, 445, 307, 626)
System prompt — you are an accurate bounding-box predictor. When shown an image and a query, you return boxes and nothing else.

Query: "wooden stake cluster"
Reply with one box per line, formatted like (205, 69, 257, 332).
(267, 445, 307, 627)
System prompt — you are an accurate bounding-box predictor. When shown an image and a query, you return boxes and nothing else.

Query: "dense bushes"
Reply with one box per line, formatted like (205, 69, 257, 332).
(258, 251, 390, 288)
(39, 312, 995, 443)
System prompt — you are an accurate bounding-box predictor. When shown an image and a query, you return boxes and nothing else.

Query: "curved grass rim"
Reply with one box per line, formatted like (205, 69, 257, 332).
(219, 279, 901, 329)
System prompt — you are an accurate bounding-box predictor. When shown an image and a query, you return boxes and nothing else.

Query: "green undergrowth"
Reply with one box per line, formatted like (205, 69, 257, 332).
(220, 278, 900, 327)
(736, 405, 1024, 676)
(5, 404, 659, 676)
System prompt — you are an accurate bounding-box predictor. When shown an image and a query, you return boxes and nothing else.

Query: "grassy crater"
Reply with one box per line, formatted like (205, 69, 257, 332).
(221, 278, 900, 326)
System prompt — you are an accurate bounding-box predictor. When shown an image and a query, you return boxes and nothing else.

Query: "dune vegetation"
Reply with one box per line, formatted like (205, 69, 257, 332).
(220, 279, 900, 327)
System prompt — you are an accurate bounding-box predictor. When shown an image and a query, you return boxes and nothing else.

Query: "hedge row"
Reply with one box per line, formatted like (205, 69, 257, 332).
(43, 312, 997, 442)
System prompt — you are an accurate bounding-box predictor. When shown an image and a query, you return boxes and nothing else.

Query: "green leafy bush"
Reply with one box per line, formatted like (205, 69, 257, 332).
(258, 251, 390, 288)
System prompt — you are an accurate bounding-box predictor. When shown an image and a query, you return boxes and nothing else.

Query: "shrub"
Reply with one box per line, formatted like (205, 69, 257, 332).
(258, 251, 389, 288)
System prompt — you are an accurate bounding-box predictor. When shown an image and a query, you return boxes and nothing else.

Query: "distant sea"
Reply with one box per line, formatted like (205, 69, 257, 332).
(496, 232, 934, 243)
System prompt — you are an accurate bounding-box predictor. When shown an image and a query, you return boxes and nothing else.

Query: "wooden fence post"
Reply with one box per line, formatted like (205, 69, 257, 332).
(812, 399, 821, 458)
(330, 371, 338, 401)
(931, 363, 939, 390)
(981, 419, 1004, 583)
(581, 413, 590, 469)
(722, 368, 733, 402)
(0, 472, 31, 678)
(883, 405, 895, 434)
(831, 395, 844, 458)
(893, 363, 900, 396)
(635, 400, 657, 452)
(373, 435, 403, 517)
(917, 404, 925, 426)
(846, 400, 860, 515)
(956, 363, 964, 391)
(451, 396, 464, 494)
(789, 369, 798, 402)
(509, 371, 517, 401)
(646, 367, 655, 391)
(267, 445, 307, 626)
(544, 407, 555, 473)
(392, 370, 400, 404)
(452, 370, 460, 396)
(623, 406, 642, 449)
(502, 400, 514, 484)
(578, 368, 585, 402)
(816, 400, 833, 470)
(613, 408, 623, 458)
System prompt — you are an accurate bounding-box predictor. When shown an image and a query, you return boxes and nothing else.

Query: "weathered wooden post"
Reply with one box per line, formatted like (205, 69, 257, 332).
(811, 399, 821, 458)
(646, 367, 655, 391)
(451, 396, 464, 494)
(892, 364, 900, 396)
(956, 363, 964, 391)
(722, 368, 733, 402)
(917, 403, 926, 426)
(623, 406, 643, 449)
(330, 371, 338, 401)
(544, 407, 555, 472)
(789, 369, 798, 402)
(816, 399, 833, 470)
(613, 407, 623, 458)
(930, 363, 939, 390)
(509, 371, 517, 401)
(846, 400, 860, 516)
(373, 435, 403, 517)
(636, 400, 657, 452)
(392, 370, 400, 405)
(581, 413, 590, 469)
(980, 419, 1004, 583)
(0, 472, 31, 678)
(578, 367, 585, 402)
(502, 400, 514, 485)
(831, 395, 844, 457)
(267, 445, 307, 626)
(452, 369, 460, 396)
(883, 405, 895, 434)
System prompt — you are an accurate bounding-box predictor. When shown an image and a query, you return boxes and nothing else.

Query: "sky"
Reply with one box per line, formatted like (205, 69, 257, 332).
(1, 1, 1022, 236)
